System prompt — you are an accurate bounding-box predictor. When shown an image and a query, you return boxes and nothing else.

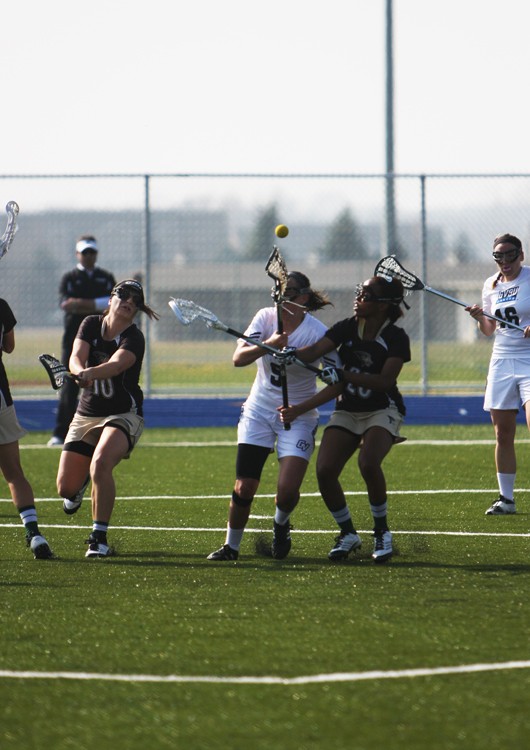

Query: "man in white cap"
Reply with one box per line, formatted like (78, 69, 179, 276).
(47, 235, 116, 446)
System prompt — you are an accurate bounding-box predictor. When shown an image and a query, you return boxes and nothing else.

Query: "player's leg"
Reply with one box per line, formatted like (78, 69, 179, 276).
(487, 408, 517, 514)
(357, 426, 394, 562)
(0, 440, 53, 559)
(84, 425, 130, 558)
(207, 442, 270, 561)
(316, 425, 362, 560)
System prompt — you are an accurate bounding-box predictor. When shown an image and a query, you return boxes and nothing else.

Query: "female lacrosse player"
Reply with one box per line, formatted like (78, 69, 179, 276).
(0, 298, 53, 558)
(279, 275, 410, 563)
(466, 233, 530, 515)
(56, 279, 159, 558)
(207, 271, 339, 561)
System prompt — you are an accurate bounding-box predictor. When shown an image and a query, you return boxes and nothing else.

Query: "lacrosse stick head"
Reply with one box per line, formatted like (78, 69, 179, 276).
(374, 255, 424, 291)
(0, 201, 19, 260)
(168, 298, 223, 330)
(265, 246, 289, 303)
(39, 353, 68, 390)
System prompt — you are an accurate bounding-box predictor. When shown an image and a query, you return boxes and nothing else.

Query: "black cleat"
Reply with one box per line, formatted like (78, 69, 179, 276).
(271, 521, 292, 559)
(207, 544, 239, 561)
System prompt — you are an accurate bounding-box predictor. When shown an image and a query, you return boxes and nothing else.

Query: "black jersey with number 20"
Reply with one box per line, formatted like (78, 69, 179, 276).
(325, 317, 411, 416)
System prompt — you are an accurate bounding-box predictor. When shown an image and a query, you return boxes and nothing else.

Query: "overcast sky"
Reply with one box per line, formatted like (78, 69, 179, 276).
(4, 0, 529, 177)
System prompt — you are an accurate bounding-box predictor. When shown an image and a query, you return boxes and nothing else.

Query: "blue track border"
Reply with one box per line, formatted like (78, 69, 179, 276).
(14, 396, 526, 432)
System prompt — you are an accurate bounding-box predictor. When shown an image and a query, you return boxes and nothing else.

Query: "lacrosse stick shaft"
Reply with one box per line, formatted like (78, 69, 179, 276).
(424, 285, 526, 332)
(220, 324, 322, 375)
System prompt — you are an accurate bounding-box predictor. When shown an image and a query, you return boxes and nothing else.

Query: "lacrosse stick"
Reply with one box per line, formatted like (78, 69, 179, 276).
(374, 255, 526, 333)
(39, 354, 79, 390)
(0, 201, 19, 259)
(265, 246, 291, 428)
(168, 298, 322, 375)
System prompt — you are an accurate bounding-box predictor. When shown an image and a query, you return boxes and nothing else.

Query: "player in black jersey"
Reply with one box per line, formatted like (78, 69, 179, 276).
(0, 298, 53, 558)
(279, 276, 411, 564)
(55, 279, 159, 558)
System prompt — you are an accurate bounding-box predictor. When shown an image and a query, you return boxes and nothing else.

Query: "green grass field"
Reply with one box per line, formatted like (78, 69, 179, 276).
(11, 330, 493, 395)
(2, 424, 530, 749)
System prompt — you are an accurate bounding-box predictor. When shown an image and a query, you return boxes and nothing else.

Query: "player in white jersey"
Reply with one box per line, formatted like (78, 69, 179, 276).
(466, 233, 530, 515)
(207, 271, 339, 561)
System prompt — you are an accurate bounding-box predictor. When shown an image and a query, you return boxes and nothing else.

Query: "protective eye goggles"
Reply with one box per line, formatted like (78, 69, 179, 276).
(356, 284, 382, 302)
(113, 287, 142, 306)
(283, 286, 303, 298)
(492, 248, 521, 264)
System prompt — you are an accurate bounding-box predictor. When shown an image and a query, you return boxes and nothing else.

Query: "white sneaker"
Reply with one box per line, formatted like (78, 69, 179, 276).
(47, 436, 63, 447)
(485, 496, 516, 515)
(85, 542, 114, 558)
(28, 534, 54, 559)
(328, 531, 362, 560)
(63, 476, 90, 516)
(372, 530, 393, 563)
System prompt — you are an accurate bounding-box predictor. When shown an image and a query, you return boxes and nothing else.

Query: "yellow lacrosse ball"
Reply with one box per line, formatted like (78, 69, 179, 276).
(275, 224, 289, 238)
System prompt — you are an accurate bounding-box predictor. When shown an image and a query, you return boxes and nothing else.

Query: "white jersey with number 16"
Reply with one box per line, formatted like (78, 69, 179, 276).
(482, 265, 530, 358)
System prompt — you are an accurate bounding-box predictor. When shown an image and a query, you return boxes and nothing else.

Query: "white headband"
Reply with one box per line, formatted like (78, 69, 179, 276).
(76, 239, 98, 253)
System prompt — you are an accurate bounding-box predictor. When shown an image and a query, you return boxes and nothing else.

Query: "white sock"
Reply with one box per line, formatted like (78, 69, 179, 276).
(497, 473, 515, 501)
(225, 525, 245, 551)
(274, 508, 291, 526)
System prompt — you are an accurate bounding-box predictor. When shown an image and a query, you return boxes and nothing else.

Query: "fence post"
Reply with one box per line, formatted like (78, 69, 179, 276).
(143, 174, 152, 396)
(420, 174, 428, 395)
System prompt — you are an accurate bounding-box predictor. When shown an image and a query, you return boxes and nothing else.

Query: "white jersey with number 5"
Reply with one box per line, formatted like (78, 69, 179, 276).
(242, 307, 339, 413)
(482, 265, 530, 358)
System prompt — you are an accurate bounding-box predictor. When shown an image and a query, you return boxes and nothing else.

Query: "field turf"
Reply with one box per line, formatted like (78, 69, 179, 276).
(1, 424, 530, 749)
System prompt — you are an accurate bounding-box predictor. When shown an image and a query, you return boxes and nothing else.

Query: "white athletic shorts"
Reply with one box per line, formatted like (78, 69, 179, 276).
(484, 357, 530, 411)
(237, 403, 318, 461)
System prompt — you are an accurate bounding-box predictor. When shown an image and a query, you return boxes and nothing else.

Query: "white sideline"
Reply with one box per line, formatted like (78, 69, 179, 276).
(1, 660, 530, 684)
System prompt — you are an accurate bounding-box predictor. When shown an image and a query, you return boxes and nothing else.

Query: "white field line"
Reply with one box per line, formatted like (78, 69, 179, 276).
(1, 660, 530, 685)
(0, 522, 529, 538)
(2, 487, 530, 504)
(20, 439, 530, 450)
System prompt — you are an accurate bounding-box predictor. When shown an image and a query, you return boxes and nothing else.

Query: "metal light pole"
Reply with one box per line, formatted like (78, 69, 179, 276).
(384, 0, 397, 254)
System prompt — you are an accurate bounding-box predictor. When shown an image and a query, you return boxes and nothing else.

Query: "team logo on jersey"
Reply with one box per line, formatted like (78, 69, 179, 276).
(496, 286, 519, 304)
(354, 352, 374, 369)
(296, 440, 311, 452)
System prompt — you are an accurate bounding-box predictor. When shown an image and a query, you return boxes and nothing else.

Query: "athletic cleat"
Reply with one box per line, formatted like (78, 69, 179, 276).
(63, 476, 90, 516)
(485, 495, 516, 515)
(47, 436, 63, 447)
(372, 530, 393, 563)
(271, 521, 292, 559)
(328, 531, 362, 560)
(27, 533, 54, 560)
(85, 542, 114, 558)
(207, 544, 239, 561)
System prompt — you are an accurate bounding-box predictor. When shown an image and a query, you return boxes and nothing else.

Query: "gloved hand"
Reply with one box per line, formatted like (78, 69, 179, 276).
(319, 366, 344, 385)
(273, 346, 298, 365)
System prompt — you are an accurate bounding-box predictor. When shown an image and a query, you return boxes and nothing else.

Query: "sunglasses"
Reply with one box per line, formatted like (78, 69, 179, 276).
(113, 287, 142, 306)
(492, 248, 521, 264)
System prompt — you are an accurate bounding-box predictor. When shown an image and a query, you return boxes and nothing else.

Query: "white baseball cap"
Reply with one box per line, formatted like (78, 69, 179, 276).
(76, 238, 99, 254)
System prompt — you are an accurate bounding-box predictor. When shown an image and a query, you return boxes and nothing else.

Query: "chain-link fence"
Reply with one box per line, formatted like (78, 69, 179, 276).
(1, 172, 529, 399)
